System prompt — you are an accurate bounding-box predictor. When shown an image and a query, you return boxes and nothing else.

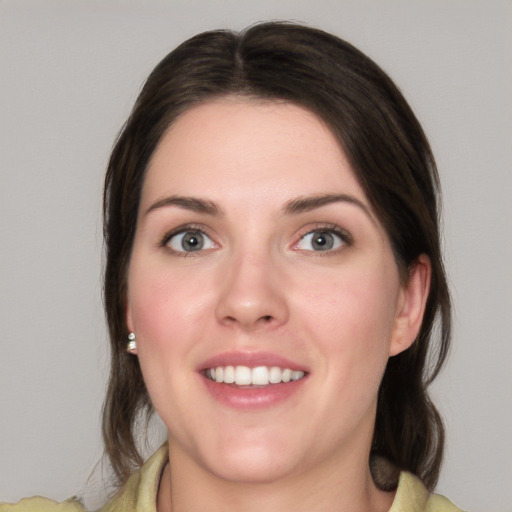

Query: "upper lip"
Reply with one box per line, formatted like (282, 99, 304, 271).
(198, 351, 308, 372)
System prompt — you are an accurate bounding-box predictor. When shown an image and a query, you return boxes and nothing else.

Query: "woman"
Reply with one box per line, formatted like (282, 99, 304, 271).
(2, 22, 463, 512)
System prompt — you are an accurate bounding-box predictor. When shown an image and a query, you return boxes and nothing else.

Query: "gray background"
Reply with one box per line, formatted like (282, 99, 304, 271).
(1, 1, 511, 511)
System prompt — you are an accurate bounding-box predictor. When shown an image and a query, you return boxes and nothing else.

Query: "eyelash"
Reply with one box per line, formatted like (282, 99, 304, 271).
(293, 223, 353, 254)
(159, 223, 353, 256)
(160, 224, 216, 256)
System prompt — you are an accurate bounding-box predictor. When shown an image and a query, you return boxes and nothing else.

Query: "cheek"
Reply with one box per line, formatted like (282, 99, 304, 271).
(128, 259, 213, 348)
(130, 279, 178, 355)
(298, 262, 400, 375)
(126, 260, 212, 421)
(305, 262, 398, 329)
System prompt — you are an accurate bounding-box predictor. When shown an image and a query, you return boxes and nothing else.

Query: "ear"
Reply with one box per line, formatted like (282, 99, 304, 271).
(126, 300, 138, 355)
(126, 302, 134, 332)
(389, 254, 431, 357)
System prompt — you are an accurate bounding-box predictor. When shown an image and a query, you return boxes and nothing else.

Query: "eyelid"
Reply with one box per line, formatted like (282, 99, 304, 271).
(160, 223, 218, 253)
(292, 223, 353, 252)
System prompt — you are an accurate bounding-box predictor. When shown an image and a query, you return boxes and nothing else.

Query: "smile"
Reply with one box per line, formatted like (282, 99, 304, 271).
(205, 365, 306, 386)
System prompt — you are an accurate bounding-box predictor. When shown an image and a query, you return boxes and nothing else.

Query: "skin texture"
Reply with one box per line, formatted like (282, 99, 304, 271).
(126, 99, 431, 512)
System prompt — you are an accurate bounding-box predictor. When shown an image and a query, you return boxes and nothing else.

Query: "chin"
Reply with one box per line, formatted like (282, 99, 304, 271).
(188, 428, 306, 484)
(205, 448, 300, 484)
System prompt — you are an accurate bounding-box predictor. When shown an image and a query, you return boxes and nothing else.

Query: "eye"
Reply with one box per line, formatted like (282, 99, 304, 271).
(166, 230, 215, 253)
(296, 229, 348, 252)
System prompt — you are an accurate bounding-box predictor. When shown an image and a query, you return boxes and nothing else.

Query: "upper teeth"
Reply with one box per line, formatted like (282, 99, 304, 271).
(206, 366, 305, 386)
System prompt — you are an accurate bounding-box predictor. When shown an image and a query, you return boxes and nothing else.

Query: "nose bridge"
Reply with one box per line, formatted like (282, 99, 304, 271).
(215, 240, 288, 330)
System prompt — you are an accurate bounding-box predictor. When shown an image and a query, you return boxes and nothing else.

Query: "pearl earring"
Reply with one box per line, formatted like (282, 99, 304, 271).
(127, 332, 137, 353)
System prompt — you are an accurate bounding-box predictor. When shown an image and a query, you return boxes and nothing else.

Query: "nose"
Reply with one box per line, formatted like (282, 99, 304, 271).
(215, 251, 289, 331)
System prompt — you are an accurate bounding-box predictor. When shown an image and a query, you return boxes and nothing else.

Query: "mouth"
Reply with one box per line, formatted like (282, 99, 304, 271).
(198, 352, 309, 408)
(204, 365, 306, 386)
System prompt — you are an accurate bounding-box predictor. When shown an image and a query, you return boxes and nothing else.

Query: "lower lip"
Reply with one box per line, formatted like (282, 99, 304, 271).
(201, 375, 307, 410)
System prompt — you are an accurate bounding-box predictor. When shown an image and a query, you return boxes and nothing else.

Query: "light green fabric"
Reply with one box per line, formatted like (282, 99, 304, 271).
(1, 445, 465, 511)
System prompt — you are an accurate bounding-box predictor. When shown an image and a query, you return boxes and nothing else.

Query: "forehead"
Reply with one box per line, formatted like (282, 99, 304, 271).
(142, 99, 366, 207)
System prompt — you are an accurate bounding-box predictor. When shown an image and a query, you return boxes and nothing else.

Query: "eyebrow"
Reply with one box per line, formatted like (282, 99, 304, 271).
(283, 193, 375, 223)
(144, 192, 375, 223)
(144, 195, 223, 217)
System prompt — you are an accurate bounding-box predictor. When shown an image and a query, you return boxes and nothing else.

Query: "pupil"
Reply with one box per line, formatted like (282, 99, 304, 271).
(313, 231, 333, 251)
(182, 232, 203, 251)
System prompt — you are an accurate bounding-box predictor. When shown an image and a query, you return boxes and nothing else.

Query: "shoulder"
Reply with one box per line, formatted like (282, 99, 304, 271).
(0, 497, 84, 512)
(99, 444, 168, 512)
(425, 493, 466, 512)
(391, 472, 466, 512)
(1, 445, 168, 512)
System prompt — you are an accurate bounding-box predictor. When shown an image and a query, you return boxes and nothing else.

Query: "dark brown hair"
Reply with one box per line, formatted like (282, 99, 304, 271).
(102, 22, 451, 490)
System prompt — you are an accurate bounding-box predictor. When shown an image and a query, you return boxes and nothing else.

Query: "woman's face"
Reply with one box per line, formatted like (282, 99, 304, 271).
(126, 99, 427, 484)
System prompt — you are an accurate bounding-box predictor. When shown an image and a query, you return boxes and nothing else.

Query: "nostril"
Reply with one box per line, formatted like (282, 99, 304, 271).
(261, 315, 273, 322)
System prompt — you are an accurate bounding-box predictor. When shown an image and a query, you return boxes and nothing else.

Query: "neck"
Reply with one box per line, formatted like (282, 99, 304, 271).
(157, 443, 395, 512)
